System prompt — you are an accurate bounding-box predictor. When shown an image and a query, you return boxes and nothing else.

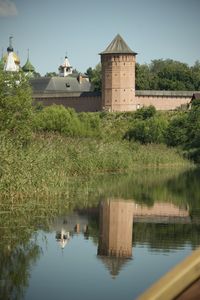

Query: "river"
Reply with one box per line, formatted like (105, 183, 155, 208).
(0, 168, 200, 300)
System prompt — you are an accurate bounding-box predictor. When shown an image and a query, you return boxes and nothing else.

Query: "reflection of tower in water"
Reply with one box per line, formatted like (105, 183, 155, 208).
(98, 199, 134, 258)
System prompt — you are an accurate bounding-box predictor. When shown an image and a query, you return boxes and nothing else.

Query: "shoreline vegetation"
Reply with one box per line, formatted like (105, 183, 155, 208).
(0, 132, 192, 200)
(0, 71, 199, 200)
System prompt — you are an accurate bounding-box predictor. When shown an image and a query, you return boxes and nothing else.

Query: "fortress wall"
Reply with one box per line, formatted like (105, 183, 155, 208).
(33, 92, 193, 112)
(135, 95, 191, 110)
(33, 94, 102, 112)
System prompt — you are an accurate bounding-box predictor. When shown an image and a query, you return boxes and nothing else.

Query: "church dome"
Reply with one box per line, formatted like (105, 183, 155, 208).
(22, 58, 35, 72)
(3, 52, 20, 65)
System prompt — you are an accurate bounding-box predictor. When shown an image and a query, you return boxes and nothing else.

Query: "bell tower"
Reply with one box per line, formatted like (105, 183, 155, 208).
(100, 34, 137, 112)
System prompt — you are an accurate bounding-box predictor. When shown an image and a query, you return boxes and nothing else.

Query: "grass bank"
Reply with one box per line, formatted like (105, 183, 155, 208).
(0, 133, 192, 199)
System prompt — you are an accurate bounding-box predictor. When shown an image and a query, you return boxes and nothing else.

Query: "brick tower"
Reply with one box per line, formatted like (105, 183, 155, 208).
(100, 34, 137, 112)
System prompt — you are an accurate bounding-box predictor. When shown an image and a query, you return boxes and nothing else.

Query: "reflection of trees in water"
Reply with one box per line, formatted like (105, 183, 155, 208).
(133, 222, 200, 251)
(0, 204, 53, 299)
(79, 169, 195, 208)
(0, 240, 41, 300)
(96, 168, 200, 214)
(165, 168, 200, 216)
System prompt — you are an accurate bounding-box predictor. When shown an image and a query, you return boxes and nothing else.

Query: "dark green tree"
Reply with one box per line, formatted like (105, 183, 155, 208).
(191, 60, 200, 90)
(136, 59, 200, 91)
(149, 59, 195, 90)
(165, 113, 188, 147)
(86, 63, 101, 91)
(135, 63, 152, 90)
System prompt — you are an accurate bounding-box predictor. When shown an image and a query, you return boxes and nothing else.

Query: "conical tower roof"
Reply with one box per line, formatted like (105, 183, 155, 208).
(100, 34, 137, 55)
(22, 58, 35, 72)
(97, 256, 130, 278)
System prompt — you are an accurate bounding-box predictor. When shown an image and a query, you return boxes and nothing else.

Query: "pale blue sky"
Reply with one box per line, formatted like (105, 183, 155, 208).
(0, 0, 199, 75)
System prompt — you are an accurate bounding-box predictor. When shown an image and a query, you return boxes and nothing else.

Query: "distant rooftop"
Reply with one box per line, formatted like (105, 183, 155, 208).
(100, 34, 137, 55)
(30, 75, 93, 94)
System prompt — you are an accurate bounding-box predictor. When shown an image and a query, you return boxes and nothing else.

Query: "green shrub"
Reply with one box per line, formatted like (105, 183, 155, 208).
(33, 106, 101, 137)
(165, 113, 188, 147)
(134, 105, 156, 120)
(124, 116, 168, 144)
(33, 105, 82, 136)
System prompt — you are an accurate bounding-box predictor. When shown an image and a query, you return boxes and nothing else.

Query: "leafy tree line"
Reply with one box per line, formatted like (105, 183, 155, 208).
(86, 59, 200, 91)
(136, 59, 200, 91)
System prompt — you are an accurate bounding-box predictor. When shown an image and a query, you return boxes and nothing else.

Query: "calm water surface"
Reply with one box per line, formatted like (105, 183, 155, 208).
(1, 168, 200, 300)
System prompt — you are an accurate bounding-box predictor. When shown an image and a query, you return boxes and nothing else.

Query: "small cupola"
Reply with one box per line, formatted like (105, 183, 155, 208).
(59, 54, 73, 77)
(22, 49, 35, 76)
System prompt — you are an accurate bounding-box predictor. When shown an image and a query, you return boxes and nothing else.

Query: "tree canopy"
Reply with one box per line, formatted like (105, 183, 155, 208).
(136, 59, 200, 91)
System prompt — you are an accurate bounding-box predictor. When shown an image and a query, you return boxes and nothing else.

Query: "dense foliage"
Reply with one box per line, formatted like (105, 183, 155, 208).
(123, 102, 200, 162)
(33, 105, 101, 137)
(136, 59, 200, 90)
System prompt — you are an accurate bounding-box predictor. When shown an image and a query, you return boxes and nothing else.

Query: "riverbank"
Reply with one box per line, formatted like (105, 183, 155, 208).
(0, 133, 192, 200)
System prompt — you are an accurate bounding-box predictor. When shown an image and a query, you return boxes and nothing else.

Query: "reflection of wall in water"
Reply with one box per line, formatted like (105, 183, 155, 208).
(98, 199, 134, 258)
(133, 202, 189, 218)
